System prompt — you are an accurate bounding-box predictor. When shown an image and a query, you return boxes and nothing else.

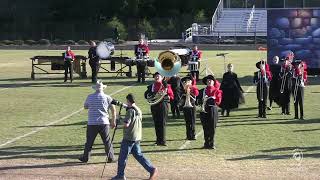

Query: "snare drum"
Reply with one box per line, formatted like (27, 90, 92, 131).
(188, 61, 199, 71)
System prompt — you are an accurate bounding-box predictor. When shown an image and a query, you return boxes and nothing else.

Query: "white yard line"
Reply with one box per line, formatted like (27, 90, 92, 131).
(178, 85, 254, 150)
(0, 83, 137, 148)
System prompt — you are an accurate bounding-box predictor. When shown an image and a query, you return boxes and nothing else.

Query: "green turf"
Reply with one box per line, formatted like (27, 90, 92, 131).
(0, 50, 319, 165)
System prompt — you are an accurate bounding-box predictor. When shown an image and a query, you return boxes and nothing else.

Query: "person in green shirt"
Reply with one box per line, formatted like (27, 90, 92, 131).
(112, 93, 158, 180)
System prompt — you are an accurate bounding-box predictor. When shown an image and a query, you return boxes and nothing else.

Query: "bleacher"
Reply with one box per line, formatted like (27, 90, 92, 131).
(184, 0, 267, 43)
(213, 9, 267, 36)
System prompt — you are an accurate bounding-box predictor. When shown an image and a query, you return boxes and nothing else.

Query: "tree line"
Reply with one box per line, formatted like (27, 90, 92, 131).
(0, 0, 219, 41)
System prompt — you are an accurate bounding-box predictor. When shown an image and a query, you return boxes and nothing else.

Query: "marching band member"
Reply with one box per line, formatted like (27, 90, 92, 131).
(279, 55, 294, 115)
(179, 75, 199, 140)
(268, 56, 281, 110)
(135, 38, 150, 83)
(253, 60, 272, 118)
(63, 46, 75, 82)
(197, 75, 222, 149)
(220, 63, 244, 117)
(190, 45, 202, 81)
(88, 41, 100, 83)
(292, 60, 307, 120)
(167, 74, 182, 119)
(144, 72, 174, 146)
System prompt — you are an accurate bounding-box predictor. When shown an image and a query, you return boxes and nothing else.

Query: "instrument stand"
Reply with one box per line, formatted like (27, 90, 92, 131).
(216, 53, 229, 73)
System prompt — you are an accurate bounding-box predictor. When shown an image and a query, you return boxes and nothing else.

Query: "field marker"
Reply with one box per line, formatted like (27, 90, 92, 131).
(0, 82, 137, 148)
(178, 85, 254, 150)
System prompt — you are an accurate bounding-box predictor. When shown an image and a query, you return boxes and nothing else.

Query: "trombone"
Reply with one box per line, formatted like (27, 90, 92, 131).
(293, 63, 304, 103)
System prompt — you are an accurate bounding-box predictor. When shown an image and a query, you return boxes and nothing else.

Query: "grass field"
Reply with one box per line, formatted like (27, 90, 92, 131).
(0, 49, 319, 179)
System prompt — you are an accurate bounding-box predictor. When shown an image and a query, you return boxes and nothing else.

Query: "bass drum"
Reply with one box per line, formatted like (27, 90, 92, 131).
(96, 41, 115, 59)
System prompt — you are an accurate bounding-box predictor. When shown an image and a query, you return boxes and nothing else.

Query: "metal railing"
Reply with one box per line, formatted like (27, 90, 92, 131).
(211, 0, 224, 32)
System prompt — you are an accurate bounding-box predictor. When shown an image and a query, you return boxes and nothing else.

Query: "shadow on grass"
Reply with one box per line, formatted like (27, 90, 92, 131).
(293, 128, 320, 132)
(219, 118, 320, 127)
(227, 146, 320, 161)
(0, 79, 143, 88)
(0, 143, 202, 170)
(19, 117, 186, 128)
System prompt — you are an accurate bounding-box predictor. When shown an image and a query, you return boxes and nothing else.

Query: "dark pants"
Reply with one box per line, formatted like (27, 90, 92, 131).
(281, 90, 291, 114)
(294, 87, 304, 119)
(258, 100, 267, 117)
(64, 60, 73, 82)
(183, 107, 196, 140)
(170, 96, 180, 118)
(221, 108, 230, 116)
(200, 105, 218, 148)
(81, 124, 115, 161)
(191, 71, 200, 81)
(151, 102, 168, 145)
(116, 140, 155, 178)
(89, 60, 100, 83)
(136, 62, 146, 83)
(256, 82, 268, 117)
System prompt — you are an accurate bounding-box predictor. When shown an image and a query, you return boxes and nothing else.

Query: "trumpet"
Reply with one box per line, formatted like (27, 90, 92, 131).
(201, 95, 209, 113)
(183, 84, 195, 108)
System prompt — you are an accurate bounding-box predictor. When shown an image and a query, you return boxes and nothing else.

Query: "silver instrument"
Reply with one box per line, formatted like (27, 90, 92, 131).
(188, 61, 199, 72)
(154, 50, 181, 77)
(146, 84, 168, 105)
(293, 63, 304, 103)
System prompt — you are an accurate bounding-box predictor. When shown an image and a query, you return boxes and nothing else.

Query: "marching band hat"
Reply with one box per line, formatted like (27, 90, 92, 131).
(255, 60, 266, 69)
(92, 80, 107, 91)
(292, 59, 302, 66)
(153, 72, 161, 78)
(202, 75, 215, 85)
(126, 93, 135, 103)
(181, 75, 193, 82)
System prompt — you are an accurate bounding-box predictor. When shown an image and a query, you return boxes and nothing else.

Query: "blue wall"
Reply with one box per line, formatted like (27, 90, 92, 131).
(267, 9, 320, 74)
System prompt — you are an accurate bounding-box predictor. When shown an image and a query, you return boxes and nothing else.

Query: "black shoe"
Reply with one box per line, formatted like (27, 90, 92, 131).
(294, 116, 299, 119)
(300, 117, 304, 120)
(78, 156, 88, 163)
(107, 158, 117, 163)
(286, 112, 291, 115)
(267, 107, 272, 110)
(157, 142, 167, 146)
(64, 79, 67, 82)
(190, 137, 196, 140)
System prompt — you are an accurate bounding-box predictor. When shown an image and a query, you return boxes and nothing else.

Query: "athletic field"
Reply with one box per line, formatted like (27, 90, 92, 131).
(0, 49, 319, 179)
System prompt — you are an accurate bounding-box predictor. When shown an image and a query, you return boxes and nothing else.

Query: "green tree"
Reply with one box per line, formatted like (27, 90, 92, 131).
(106, 17, 127, 40)
(137, 18, 155, 39)
(194, 9, 207, 23)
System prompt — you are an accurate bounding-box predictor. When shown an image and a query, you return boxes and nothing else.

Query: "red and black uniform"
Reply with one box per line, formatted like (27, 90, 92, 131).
(144, 80, 174, 146)
(190, 50, 202, 81)
(197, 76, 222, 149)
(167, 75, 182, 118)
(64, 50, 75, 82)
(135, 44, 150, 83)
(292, 61, 307, 120)
(279, 60, 294, 115)
(88, 46, 100, 83)
(179, 77, 199, 140)
(253, 61, 272, 118)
